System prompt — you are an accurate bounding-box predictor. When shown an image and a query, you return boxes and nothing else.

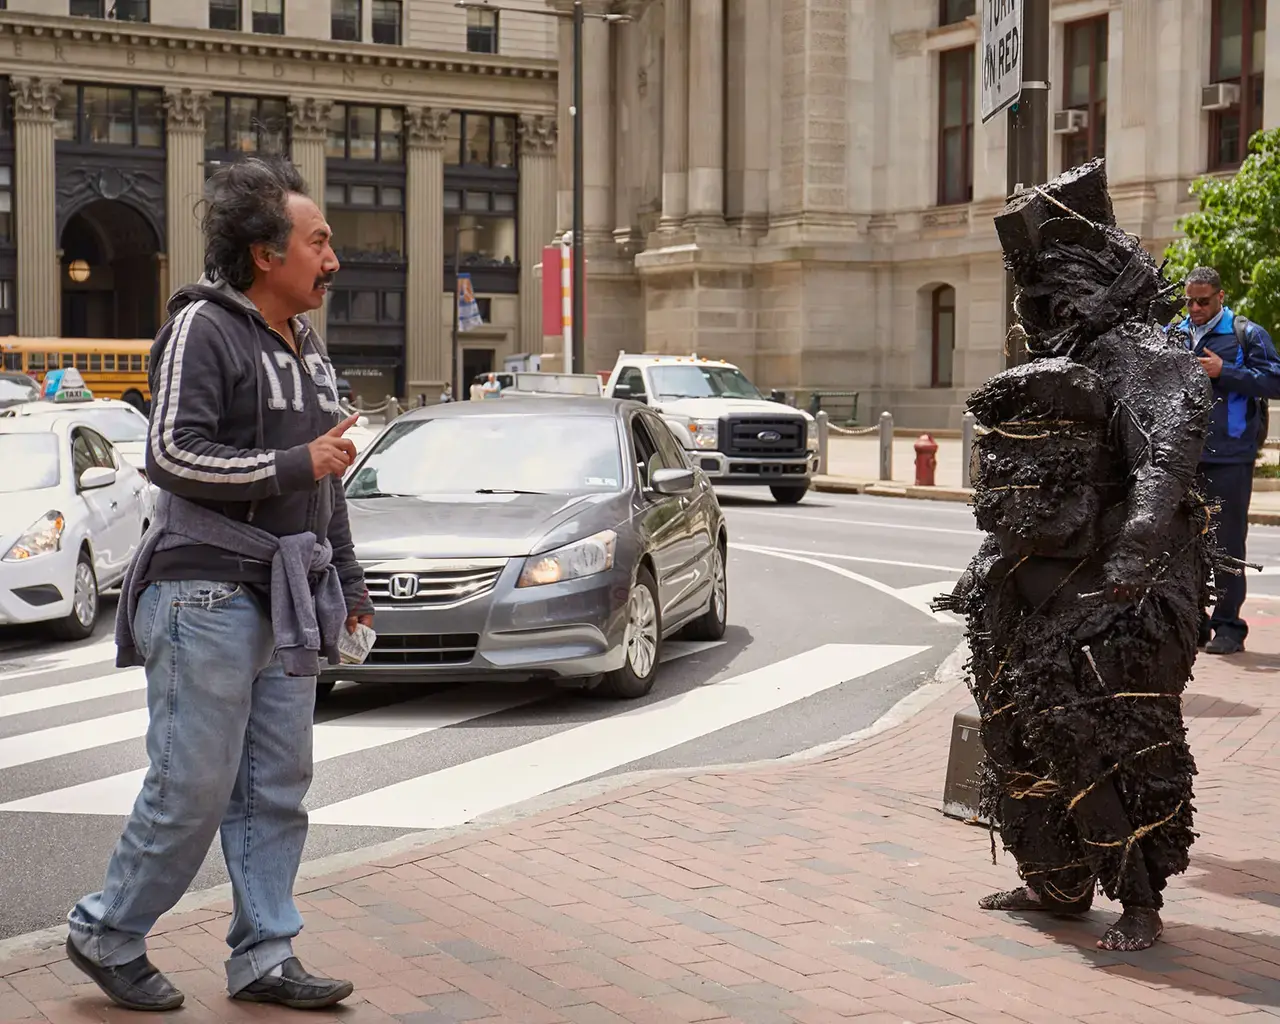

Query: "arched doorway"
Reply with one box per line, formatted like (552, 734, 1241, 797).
(60, 199, 160, 340)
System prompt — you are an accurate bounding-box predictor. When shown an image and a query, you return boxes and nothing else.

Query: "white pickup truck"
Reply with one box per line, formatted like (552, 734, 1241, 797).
(602, 353, 818, 504)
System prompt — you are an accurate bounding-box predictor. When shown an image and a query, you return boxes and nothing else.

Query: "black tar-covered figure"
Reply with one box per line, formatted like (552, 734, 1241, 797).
(935, 159, 1225, 952)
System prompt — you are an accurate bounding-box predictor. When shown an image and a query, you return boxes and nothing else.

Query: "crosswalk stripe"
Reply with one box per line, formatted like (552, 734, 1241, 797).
(0, 668, 145, 719)
(0, 684, 544, 815)
(0, 636, 117, 684)
(309, 643, 927, 830)
(0, 708, 148, 771)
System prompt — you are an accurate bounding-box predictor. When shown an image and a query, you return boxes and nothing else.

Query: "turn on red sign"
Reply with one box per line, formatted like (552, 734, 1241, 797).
(980, 0, 1023, 123)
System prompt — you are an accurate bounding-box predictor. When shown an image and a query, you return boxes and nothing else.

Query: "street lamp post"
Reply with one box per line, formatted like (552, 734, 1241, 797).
(455, 0, 630, 374)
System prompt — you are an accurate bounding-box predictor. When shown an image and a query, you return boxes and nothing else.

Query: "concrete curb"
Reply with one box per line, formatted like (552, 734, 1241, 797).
(813, 474, 1280, 524)
(0, 641, 970, 964)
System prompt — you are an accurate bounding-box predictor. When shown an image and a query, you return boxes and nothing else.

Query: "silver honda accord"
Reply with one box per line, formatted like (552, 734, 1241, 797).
(319, 396, 729, 700)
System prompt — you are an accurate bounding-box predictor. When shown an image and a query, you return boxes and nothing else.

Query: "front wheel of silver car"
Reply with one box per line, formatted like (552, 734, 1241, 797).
(592, 565, 661, 700)
(51, 549, 98, 642)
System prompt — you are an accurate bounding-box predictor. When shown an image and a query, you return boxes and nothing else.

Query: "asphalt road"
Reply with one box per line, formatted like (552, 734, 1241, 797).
(2, 489, 1276, 945)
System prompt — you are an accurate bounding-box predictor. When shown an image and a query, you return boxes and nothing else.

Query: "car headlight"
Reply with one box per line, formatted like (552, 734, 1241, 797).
(517, 530, 617, 587)
(664, 416, 718, 450)
(3, 511, 65, 561)
(807, 418, 818, 443)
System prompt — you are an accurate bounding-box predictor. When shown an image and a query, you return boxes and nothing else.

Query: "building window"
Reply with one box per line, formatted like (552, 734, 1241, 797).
(940, 0, 974, 25)
(325, 182, 405, 263)
(54, 84, 165, 149)
(210, 0, 241, 30)
(113, 0, 150, 20)
(0, 80, 11, 139)
(467, 8, 499, 53)
(931, 285, 956, 389)
(205, 95, 289, 156)
(444, 189, 517, 267)
(0, 167, 10, 243)
(252, 0, 284, 34)
(329, 289, 405, 324)
(70, 0, 105, 16)
(1210, 0, 1266, 170)
(1062, 17, 1108, 169)
(937, 47, 974, 206)
(443, 112, 517, 169)
(372, 0, 402, 44)
(332, 0, 361, 41)
(326, 105, 404, 162)
(0, 281, 12, 313)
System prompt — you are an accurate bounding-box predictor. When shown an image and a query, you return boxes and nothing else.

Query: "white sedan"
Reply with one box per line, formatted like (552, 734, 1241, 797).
(0, 415, 149, 640)
(2, 395, 156, 517)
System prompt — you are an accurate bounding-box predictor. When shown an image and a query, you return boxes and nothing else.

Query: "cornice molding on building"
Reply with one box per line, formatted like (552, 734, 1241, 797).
(10, 75, 60, 123)
(288, 96, 334, 142)
(404, 107, 452, 149)
(164, 87, 213, 131)
(0, 13, 556, 81)
(517, 113, 557, 156)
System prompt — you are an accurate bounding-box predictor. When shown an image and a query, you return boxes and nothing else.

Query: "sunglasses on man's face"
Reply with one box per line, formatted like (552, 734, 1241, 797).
(1185, 296, 1218, 308)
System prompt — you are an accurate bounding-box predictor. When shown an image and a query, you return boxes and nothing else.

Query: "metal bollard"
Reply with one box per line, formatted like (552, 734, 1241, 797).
(878, 410, 893, 481)
(961, 411, 976, 489)
(816, 411, 829, 475)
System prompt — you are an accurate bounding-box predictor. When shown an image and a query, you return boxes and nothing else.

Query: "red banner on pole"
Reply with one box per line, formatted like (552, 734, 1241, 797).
(541, 245, 561, 338)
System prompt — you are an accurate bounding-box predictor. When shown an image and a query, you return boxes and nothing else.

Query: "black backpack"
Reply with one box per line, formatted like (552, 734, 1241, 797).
(1233, 316, 1269, 450)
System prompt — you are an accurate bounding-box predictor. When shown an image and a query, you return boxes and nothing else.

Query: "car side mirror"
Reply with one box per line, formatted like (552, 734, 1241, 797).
(79, 466, 117, 491)
(651, 467, 695, 495)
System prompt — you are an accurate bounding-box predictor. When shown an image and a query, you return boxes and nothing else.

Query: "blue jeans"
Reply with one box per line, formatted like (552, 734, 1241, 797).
(68, 580, 317, 995)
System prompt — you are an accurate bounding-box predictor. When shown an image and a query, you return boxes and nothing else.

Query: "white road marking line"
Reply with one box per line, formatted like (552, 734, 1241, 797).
(0, 708, 149, 771)
(725, 508, 976, 536)
(0, 636, 118, 683)
(659, 640, 726, 662)
(733, 544, 955, 625)
(729, 543, 966, 574)
(0, 686, 543, 816)
(310, 643, 927, 830)
(0, 669, 145, 719)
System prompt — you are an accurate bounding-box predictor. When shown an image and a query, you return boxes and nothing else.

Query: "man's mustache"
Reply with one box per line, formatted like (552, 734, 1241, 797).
(315, 272, 336, 289)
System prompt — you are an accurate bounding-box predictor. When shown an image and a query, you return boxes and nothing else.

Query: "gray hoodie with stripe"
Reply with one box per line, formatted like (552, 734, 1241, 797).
(135, 278, 370, 618)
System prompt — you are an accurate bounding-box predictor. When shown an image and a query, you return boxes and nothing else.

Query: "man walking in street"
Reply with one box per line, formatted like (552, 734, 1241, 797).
(1180, 267, 1280, 654)
(65, 155, 373, 1012)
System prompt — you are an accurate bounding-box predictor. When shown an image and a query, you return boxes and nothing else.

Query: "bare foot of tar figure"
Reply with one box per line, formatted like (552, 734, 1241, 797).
(936, 158, 1222, 953)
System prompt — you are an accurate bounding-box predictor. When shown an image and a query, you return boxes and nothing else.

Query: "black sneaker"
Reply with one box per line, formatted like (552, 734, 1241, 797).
(1205, 634, 1244, 655)
(64, 935, 184, 1012)
(231, 956, 354, 1009)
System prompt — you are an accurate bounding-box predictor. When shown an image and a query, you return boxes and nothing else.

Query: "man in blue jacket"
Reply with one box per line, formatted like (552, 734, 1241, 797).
(1179, 266, 1280, 654)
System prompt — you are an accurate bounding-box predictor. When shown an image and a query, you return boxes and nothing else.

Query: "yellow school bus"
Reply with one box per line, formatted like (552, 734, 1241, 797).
(0, 337, 152, 410)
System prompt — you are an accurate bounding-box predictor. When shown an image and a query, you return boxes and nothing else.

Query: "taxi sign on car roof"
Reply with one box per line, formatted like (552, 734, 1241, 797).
(44, 367, 94, 403)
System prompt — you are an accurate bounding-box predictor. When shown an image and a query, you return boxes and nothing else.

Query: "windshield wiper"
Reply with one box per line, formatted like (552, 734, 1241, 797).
(348, 490, 411, 499)
(475, 488, 548, 495)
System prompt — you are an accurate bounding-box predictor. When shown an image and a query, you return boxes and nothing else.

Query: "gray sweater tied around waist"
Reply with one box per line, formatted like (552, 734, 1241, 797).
(114, 490, 347, 677)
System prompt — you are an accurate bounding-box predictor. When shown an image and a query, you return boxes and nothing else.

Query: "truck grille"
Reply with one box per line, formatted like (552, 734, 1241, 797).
(721, 416, 807, 458)
(366, 632, 479, 666)
(365, 561, 505, 609)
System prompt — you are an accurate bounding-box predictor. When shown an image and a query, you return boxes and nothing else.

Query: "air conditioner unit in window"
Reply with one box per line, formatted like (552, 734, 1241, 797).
(1052, 109, 1089, 135)
(1201, 82, 1241, 111)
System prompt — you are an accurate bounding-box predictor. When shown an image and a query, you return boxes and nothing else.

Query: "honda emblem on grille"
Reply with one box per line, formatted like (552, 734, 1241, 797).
(757, 430, 782, 442)
(388, 574, 420, 599)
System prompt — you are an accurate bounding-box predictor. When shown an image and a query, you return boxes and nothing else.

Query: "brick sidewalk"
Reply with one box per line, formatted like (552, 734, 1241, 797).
(5, 623, 1280, 1024)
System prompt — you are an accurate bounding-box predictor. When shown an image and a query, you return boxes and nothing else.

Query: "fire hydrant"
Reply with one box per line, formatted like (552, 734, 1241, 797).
(914, 433, 938, 487)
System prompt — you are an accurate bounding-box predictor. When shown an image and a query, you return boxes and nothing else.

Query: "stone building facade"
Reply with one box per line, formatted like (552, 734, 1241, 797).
(0, 0, 560, 405)
(566, 0, 1280, 426)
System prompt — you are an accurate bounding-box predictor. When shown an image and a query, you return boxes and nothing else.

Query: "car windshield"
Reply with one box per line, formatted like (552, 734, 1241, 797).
(346, 414, 624, 497)
(0, 433, 60, 493)
(649, 365, 763, 400)
(0, 375, 39, 408)
(81, 407, 148, 443)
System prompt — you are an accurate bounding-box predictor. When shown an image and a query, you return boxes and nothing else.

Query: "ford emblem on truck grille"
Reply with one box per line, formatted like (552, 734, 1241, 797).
(756, 430, 782, 442)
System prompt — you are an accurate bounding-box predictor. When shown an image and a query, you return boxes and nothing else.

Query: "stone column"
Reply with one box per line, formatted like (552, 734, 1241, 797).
(660, 0, 689, 227)
(725, 0, 769, 229)
(289, 97, 332, 335)
(583, 16, 614, 245)
(12, 77, 60, 337)
(405, 107, 449, 390)
(518, 114, 557, 355)
(686, 0, 725, 225)
(163, 88, 211, 293)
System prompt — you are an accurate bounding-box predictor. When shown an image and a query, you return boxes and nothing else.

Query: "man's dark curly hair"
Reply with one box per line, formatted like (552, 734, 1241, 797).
(202, 156, 309, 292)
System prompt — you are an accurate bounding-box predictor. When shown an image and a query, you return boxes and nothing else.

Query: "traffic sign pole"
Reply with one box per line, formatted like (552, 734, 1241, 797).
(1001, 0, 1049, 368)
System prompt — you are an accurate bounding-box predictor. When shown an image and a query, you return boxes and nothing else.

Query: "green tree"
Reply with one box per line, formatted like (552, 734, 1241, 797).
(1164, 127, 1280, 334)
